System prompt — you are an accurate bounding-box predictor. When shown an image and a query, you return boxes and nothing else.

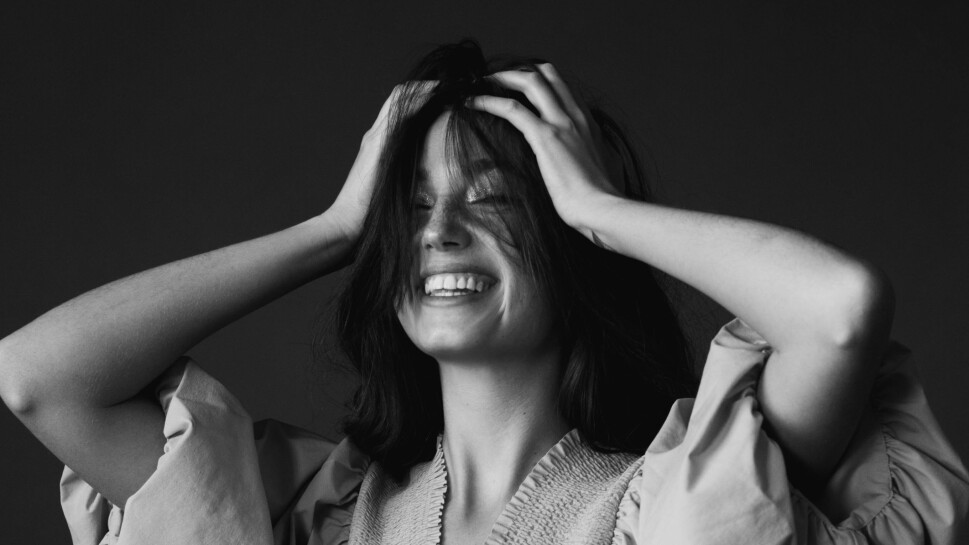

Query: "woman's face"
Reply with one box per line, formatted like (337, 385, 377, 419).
(396, 111, 560, 365)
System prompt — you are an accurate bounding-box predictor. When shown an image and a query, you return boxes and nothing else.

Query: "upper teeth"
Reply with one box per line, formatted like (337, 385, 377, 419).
(424, 273, 495, 295)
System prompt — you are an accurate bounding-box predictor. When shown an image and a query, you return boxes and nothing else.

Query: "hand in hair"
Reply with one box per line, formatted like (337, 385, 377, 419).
(328, 80, 436, 245)
(467, 65, 623, 243)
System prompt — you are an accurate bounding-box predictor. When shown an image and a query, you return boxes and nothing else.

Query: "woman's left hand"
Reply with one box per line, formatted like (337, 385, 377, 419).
(467, 64, 623, 237)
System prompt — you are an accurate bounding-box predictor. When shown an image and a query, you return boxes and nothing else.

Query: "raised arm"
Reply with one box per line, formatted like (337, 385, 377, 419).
(0, 83, 420, 509)
(566, 197, 892, 491)
(0, 213, 353, 507)
(469, 65, 894, 497)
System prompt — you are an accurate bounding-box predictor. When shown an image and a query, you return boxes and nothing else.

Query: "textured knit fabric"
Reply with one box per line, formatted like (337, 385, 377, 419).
(59, 317, 969, 544)
(349, 431, 643, 545)
(348, 435, 448, 545)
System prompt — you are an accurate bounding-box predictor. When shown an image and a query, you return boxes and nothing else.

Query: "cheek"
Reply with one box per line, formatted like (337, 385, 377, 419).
(396, 299, 427, 339)
(395, 306, 427, 352)
(500, 276, 557, 334)
(396, 304, 414, 335)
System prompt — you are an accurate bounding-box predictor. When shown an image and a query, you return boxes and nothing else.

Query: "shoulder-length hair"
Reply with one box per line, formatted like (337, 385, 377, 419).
(331, 38, 697, 479)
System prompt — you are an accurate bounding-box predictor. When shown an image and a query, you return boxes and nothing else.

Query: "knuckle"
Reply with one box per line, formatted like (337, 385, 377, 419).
(540, 124, 560, 140)
(543, 121, 572, 138)
(503, 99, 522, 113)
(389, 83, 409, 100)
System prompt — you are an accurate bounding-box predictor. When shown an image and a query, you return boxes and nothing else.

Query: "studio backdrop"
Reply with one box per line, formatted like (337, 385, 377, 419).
(1, 2, 967, 542)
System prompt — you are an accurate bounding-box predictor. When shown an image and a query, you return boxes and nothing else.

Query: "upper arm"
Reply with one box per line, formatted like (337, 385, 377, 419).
(6, 382, 166, 508)
(756, 265, 895, 498)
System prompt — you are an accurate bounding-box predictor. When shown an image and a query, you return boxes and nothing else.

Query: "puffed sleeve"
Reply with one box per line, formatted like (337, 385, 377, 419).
(613, 318, 969, 545)
(59, 357, 369, 545)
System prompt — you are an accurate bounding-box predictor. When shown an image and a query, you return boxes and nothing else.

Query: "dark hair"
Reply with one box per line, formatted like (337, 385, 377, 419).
(333, 39, 697, 479)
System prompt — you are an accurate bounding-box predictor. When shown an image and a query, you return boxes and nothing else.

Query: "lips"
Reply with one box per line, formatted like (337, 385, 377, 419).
(424, 272, 497, 296)
(418, 264, 499, 299)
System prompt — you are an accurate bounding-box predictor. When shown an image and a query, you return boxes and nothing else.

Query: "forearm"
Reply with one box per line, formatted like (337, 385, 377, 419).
(576, 194, 882, 349)
(0, 211, 352, 412)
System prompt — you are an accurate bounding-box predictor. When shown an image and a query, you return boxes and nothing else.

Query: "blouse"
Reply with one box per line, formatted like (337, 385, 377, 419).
(59, 318, 969, 544)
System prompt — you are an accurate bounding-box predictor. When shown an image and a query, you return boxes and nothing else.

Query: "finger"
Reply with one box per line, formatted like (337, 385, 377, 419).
(536, 64, 607, 166)
(487, 69, 572, 127)
(535, 64, 592, 134)
(401, 79, 438, 103)
(379, 80, 437, 124)
(466, 95, 545, 144)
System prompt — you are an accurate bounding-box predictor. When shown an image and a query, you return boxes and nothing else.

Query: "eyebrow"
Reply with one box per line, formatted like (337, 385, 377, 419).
(416, 158, 497, 181)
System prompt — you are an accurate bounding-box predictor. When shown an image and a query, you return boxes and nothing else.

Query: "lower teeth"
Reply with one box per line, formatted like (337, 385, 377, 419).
(430, 289, 474, 297)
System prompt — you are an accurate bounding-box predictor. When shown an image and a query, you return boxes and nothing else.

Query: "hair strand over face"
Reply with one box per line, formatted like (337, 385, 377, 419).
(326, 38, 698, 480)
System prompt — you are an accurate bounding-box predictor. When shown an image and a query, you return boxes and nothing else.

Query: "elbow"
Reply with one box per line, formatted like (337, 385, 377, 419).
(1, 387, 35, 418)
(0, 339, 38, 417)
(829, 262, 896, 350)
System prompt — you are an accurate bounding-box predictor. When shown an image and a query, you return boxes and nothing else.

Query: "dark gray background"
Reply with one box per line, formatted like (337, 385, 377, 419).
(2, 1, 966, 541)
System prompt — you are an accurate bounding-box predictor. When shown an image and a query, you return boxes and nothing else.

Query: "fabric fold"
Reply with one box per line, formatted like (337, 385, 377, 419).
(114, 357, 273, 544)
(59, 318, 969, 545)
(269, 429, 369, 545)
(59, 356, 368, 545)
(614, 317, 969, 544)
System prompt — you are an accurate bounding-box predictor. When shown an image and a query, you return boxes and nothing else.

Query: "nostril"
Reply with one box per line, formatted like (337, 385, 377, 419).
(424, 236, 465, 250)
(421, 213, 473, 251)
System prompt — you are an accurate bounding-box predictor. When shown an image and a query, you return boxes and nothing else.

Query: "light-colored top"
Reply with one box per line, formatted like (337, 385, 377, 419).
(59, 318, 969, 544)
(349, 430, 643, 545)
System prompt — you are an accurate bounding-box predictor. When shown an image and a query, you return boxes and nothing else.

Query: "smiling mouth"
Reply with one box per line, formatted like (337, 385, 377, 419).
(423, 272, 497, 297)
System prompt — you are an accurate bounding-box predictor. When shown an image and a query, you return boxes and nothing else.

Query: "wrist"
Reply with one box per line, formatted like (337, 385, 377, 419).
(565, 191, 627, 246)
(295, 211, 358, 273)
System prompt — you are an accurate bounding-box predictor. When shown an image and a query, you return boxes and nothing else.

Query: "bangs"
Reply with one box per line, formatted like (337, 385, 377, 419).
(380, 80, 563, 310)
(444, 104, 549, 265)
(333, 39, 698, 479)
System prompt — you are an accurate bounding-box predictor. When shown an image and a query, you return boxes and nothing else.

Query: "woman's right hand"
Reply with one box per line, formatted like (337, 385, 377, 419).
(0, 83, 444, 513)
(326, 81, 436, 244)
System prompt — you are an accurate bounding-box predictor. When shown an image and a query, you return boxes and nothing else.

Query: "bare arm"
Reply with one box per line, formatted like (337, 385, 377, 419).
(469, 65, 894, 496)
(0, 212, 353, 507)
(0, 82, 430, 509)
(573, 196, 894, 492)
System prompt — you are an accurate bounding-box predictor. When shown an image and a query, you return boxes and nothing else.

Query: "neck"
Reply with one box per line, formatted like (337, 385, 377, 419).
(436, 347, 572, 519)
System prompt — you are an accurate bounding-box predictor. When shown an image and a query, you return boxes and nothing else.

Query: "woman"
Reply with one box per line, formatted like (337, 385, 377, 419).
(1, 40, 966, 544)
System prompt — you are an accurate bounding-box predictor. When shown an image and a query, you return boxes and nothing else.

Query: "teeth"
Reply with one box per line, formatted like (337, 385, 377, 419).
(429, 290, 474, 297)
(424, 273, 495, 296)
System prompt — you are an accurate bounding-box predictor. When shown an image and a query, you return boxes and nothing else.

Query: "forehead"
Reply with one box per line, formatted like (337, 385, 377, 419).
(416, 111, 499, 192)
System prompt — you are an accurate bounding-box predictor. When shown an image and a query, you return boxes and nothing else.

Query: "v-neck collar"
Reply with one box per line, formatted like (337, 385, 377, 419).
(349, 427, 641, 545)
(431, 428, 584, 545)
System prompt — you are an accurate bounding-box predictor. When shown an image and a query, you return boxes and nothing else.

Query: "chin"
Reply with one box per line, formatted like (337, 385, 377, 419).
(410, 330, 489, 362)
(398, 303, 503, 359)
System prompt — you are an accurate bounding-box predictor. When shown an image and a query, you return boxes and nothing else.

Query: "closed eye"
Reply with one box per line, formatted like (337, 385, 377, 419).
(413, 191, 434, 210)
(467, 193, 513, 206)
(470, 197, 513, 209)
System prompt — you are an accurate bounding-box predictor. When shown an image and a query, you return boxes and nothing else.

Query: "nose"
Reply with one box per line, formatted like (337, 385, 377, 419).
(421, 201, 472, 251)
